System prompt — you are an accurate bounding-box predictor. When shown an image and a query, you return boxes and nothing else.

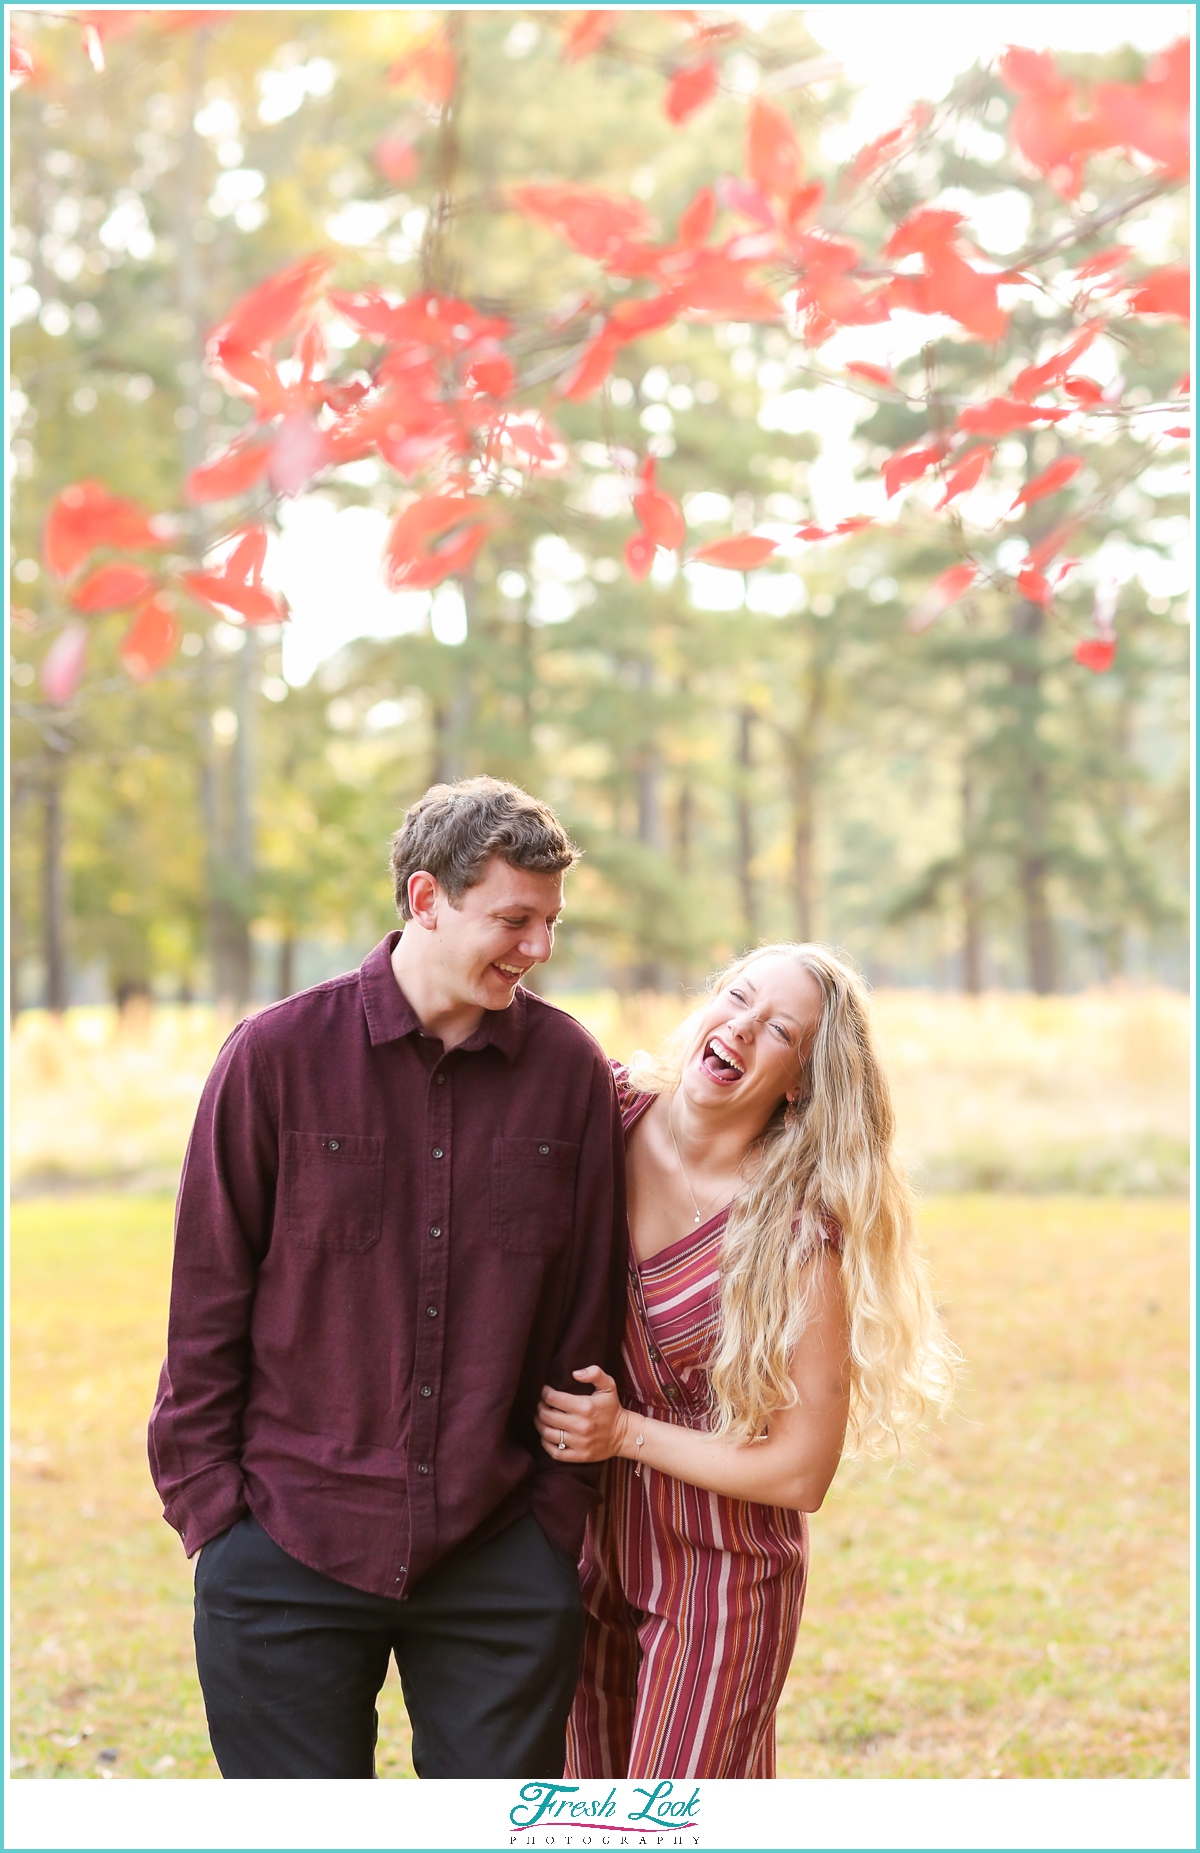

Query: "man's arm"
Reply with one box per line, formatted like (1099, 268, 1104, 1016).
(528, 1054, 628, 1562)
(147, 1019, 278, 1555)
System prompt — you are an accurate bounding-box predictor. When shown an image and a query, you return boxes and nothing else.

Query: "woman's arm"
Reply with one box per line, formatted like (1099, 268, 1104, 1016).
(535, 1246, 850, 1513)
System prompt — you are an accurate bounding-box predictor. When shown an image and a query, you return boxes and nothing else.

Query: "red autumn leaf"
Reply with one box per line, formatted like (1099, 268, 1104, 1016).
(849, 124, 905, 182)
(884, 209, 1007, 343)
(40, 621, 89, 706)
(677, 187, 718, 248)
(1126, 266, 1190, 323)
(1017, 566, 1054, 605)
(907, 562, 978, 635)
(609, 292, 683, 341)
(633, 487, 685, 550)
(746, 97, 802, 197)
(783, 180, 824, 231)
(796, 517, 875, 543)
(716, 175, 775, 229)
(1092, 39, 1189, 177)
(512, 184, 652, 261)
(184, 573, 283, 625)
(1072, 245, 1132, 281)
(560, 327, 621, 401)
(226, 524, 270, 586)
(957, 398, 1068, 437)
(464, 351, 516, 398)
(1010, 322, 1104, 400)
(1009, 455, 1084, 513)
(121, 592, 180, 680)
(845, 361, 894, 390)
(372, 132, 419, 187)
(494, 417, 563, 467)
(186, 434, 273, 504)
(562, 10, 618, 61)
(43, 480, 167, 581)
(70, 562, 156, 612)
(1025, 521, 1079, 571)
(670, 253, 780, 321)
(665, 58, 719, 124)
(1164, 426, 1190, 440)
(269, 414, 331, 497)
(299, 315, 328, 382)
(383, 495, 491, 592)
(1075, 637, 1117, 672)
(998, 45, 1100, 199)
(207, 338, 291, 417)
(388, 35, 456, 106)
(1061, 376, 1104, 407)
(936, 447, 992, 508)
(692, 535, 777, 569)
(208, 254, 332, 362)
(10, 34, 38, 82)
(881, 442, 943, 499)
(625, 532, 656, 581)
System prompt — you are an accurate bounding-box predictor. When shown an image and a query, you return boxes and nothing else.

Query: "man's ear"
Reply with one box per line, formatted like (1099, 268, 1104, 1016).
(407, 870, 441, 931)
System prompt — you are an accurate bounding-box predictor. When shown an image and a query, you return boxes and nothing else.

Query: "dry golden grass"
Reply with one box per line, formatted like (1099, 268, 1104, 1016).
(10, 1192, 1188, 1780)
(10, 987, 1190, 1196)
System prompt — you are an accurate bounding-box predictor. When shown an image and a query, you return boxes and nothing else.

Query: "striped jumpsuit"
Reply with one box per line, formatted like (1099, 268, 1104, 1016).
(566, 1067, 836, 1780)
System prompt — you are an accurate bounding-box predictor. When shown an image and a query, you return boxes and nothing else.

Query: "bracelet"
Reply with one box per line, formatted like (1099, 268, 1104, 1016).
(634, 1429, 645, 1478)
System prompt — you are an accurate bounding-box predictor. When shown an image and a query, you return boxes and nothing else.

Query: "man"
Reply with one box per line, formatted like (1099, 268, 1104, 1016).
(149, 777, 628, 1780)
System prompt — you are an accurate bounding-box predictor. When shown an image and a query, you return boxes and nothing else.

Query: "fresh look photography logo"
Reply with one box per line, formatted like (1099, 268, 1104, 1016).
(509, 1780, 702, 1847)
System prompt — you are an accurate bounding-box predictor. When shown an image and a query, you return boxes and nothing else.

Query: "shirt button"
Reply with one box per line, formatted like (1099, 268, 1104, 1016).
(426, 1305, 438, 1318)
(327, 1140, 340, 1151)
(665, 1386, 679, 1402)
(436, 1074, 445, 1085)
(420, 1384, 432, 1397)
(418, 1463, 429, 1474)
(432, 1147, 443, 1159)
(539, 1143, 550, 1155)
(429, 1226, 441, 1239)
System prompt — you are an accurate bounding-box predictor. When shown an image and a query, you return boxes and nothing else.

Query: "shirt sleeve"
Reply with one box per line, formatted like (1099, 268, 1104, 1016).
(147, 1018, 279, 1556)
(529, 1053, 629, 1562)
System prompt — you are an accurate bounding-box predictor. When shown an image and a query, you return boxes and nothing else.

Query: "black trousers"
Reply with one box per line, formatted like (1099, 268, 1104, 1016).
(193, 1510, 584, 1779)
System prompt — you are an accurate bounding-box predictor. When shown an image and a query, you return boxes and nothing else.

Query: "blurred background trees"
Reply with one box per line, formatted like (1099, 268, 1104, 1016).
(9, 8, 1190, 1011)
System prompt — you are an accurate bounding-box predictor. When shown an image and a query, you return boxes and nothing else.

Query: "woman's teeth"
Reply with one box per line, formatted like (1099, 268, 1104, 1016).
(704, 1037, 744, 1075)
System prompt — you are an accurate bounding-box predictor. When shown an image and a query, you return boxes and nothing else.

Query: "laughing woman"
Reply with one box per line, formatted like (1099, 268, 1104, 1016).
(536, 944, 957, 1780)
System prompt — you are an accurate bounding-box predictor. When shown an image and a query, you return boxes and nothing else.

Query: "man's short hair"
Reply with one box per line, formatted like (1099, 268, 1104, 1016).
(390, 776, 582, 920)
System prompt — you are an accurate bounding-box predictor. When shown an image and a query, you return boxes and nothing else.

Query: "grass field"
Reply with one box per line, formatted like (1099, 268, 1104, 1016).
(11, 987, 1190, 1197)
(10, 1191, 1189, 1780)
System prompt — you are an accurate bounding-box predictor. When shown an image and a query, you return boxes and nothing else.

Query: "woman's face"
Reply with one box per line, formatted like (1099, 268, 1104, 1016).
(681, 953, 824, 1120)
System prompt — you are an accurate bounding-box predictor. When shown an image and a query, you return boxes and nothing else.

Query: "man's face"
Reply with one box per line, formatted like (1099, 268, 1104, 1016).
(426, 855, 565, 1012)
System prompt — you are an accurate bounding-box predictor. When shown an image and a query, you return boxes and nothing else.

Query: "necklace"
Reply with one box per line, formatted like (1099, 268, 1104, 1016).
(667, 1092, 733, 1226)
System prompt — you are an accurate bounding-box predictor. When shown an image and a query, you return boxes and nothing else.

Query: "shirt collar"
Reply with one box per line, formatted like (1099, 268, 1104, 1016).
(359, 931, 527, 1062)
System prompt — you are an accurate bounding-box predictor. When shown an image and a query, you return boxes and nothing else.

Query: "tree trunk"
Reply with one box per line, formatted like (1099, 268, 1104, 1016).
(961, 759, 983, 994)
(675, 779, 693, 875)
(735, 707, 758, 945)
(42, 754, 67, 1013)
(278, 933, 296, 1001)
(1011, 598, 1056, 993)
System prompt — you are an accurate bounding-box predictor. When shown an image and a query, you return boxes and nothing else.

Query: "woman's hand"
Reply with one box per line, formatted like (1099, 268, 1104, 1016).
(536, 1366, 632, 1464)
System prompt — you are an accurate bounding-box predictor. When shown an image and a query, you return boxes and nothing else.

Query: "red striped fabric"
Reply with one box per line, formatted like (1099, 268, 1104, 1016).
(565, 1067, 820, 1779)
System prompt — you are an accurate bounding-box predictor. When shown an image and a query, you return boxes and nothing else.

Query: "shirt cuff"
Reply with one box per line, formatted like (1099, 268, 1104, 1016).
(530, 1460, 600, 1564)
(162, 1462, 248, 1558)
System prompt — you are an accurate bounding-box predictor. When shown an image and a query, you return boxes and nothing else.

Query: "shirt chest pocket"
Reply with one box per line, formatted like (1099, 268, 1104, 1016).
(492, 1137, 579, 1256)
(278, 1131, 385, 1253)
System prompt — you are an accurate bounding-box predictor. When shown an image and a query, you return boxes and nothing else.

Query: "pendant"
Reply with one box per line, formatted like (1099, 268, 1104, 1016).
(694, 1211, 701, 1224)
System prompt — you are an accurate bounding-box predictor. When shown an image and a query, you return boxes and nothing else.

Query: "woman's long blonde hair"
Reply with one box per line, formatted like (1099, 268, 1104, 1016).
(627, 943, 957, 1457)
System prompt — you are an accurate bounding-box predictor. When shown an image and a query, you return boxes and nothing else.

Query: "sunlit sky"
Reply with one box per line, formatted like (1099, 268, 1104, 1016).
(263, 4, 1192, 686)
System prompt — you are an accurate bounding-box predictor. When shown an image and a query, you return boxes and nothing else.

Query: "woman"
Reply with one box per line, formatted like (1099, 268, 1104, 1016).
(536, 943, 957, 1780)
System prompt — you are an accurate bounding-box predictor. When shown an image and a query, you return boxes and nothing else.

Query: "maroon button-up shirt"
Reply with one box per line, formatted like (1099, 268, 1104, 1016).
(148, 933, 628, 1600)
